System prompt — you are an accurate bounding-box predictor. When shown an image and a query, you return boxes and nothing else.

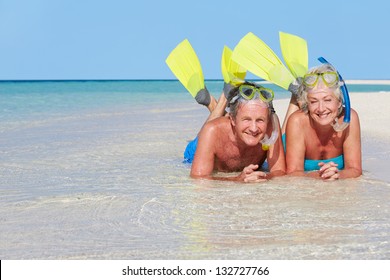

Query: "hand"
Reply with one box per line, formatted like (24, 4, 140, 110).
(318, 162, 339, 181)
(239, 164, 268, 183)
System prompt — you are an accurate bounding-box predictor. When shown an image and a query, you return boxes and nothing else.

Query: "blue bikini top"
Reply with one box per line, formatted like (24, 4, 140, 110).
(304, 154, 344, 171)
(282, 134, 344, 171)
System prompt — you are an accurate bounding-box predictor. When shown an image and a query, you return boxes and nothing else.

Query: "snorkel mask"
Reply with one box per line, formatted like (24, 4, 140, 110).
(230, 84, 274, 104)
(318, 57, 351, 132)
(230, 84, 279, 151)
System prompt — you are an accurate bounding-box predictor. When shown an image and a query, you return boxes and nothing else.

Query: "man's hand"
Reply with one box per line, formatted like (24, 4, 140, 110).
(239, 164, 268, 183)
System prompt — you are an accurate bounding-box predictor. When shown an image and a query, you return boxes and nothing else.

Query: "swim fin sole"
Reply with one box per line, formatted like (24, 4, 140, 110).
(165, 39, 205, 98)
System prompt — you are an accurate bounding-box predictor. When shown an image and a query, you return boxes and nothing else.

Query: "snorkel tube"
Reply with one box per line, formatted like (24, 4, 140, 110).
(318, 57, 351, 131)
(261, 106, 279, 151)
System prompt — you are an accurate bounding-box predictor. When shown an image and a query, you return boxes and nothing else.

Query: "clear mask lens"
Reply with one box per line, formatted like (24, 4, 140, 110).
(322, 72, 338, 86)
(239, 85, 274, 102)
(303, 72, 339, 87)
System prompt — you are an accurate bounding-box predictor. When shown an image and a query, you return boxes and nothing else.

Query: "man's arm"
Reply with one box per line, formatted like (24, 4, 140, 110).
(190, 122, 216, 179)
(266, 114, 286, 178)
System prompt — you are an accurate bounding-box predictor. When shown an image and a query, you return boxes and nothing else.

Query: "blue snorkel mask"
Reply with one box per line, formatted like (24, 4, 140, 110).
(318, 57, 351, 132)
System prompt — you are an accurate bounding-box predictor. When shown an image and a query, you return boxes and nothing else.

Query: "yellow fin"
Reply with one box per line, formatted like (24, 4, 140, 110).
(279, 31, 308, 78)
(165, 39, 204, 98)
(268, 64, 297, 90)
(221, 46, 246, 84)
(232, 32, 294, 89)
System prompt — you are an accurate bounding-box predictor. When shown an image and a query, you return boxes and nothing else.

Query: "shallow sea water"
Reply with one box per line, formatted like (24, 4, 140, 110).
(0, 81, 389, 259)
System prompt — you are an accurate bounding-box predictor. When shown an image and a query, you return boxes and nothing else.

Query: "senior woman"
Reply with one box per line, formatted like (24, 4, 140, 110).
(285, 63, 362, 180)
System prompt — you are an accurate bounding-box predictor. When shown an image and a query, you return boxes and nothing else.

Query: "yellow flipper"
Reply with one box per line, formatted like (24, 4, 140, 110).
(221, 46, 246, 85)
(231, 32, 294, 90)
(165, 39, 204, 98)
(279, 31, 308, 78)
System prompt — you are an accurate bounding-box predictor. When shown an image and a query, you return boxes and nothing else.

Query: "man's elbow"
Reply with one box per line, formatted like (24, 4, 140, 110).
(190, 169, 209, 179)
(269, 170, 286, 178)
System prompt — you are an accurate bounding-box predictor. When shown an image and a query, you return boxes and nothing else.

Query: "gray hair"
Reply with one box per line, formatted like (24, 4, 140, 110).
(227, 82, 274, 119)
(298, 64, 344, 114)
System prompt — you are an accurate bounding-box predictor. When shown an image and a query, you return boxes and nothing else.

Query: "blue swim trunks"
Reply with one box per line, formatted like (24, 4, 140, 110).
(282, 134, 344, 171)
(183, 136, 198, 163)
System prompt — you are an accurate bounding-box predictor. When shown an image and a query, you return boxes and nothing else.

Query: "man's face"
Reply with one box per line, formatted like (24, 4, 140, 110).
(231, 100, 269, 147)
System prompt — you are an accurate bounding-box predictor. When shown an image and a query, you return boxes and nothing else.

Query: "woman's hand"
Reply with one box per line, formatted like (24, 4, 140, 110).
(318, 162, 339, 181)
(239, 164, 268, 183)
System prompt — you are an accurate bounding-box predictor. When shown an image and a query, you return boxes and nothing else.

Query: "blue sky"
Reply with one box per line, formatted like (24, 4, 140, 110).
(0, 0, 389, 80)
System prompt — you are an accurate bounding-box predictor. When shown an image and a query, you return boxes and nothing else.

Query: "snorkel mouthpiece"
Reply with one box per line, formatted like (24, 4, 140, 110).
(261, 112, 279, 151)
(332, 118, 350, 132)
(318, 57, 351, 132)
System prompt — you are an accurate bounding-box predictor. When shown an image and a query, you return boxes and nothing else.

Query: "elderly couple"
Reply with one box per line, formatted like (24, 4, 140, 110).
(184, 63, 362, 182)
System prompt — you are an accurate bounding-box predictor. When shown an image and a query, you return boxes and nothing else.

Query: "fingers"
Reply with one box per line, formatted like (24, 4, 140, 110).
(243, 171, 268, 183)
(243, 164, 259, 174)
(318, 162, 339, 180)
(318, 161, 338, 170)
(323, 173, 339, 181)
(240, 165, 268, 183)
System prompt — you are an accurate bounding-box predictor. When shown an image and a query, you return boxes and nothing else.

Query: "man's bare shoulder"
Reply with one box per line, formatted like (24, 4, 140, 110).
(197, 117, 233, 149)
(202, 116, 231, 133)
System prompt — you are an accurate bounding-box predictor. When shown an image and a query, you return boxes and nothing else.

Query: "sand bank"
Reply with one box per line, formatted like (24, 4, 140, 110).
(257, 80, 390, 85)
(345, 80, 390, 85)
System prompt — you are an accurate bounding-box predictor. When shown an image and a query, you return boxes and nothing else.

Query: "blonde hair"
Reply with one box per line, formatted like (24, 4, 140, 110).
(298, 64, 344, 115)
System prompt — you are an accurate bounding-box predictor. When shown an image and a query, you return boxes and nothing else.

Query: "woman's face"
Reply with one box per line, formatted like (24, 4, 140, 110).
(307, 83, 342, 127)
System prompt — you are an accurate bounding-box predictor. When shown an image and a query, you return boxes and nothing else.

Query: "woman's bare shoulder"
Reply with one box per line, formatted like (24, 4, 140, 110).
(288, 110, 307, 125)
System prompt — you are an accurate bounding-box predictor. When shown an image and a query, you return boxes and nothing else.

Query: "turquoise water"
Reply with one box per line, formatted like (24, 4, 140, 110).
(3, 80, 390, 129)
(1, 80, 389, 259)
(2, 80, 390, 120)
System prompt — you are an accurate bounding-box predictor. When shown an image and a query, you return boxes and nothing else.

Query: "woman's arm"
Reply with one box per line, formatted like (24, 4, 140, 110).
(317, 110, 362, 180)
(285, 112, 309, 176)
(339, 109, 362, 178)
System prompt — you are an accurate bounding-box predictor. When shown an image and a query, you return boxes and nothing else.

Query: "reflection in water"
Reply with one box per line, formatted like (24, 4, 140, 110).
(152, 176, 389, 259)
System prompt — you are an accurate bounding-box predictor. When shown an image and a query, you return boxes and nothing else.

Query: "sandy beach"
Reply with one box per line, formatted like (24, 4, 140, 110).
(346, 80, 390, 85)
